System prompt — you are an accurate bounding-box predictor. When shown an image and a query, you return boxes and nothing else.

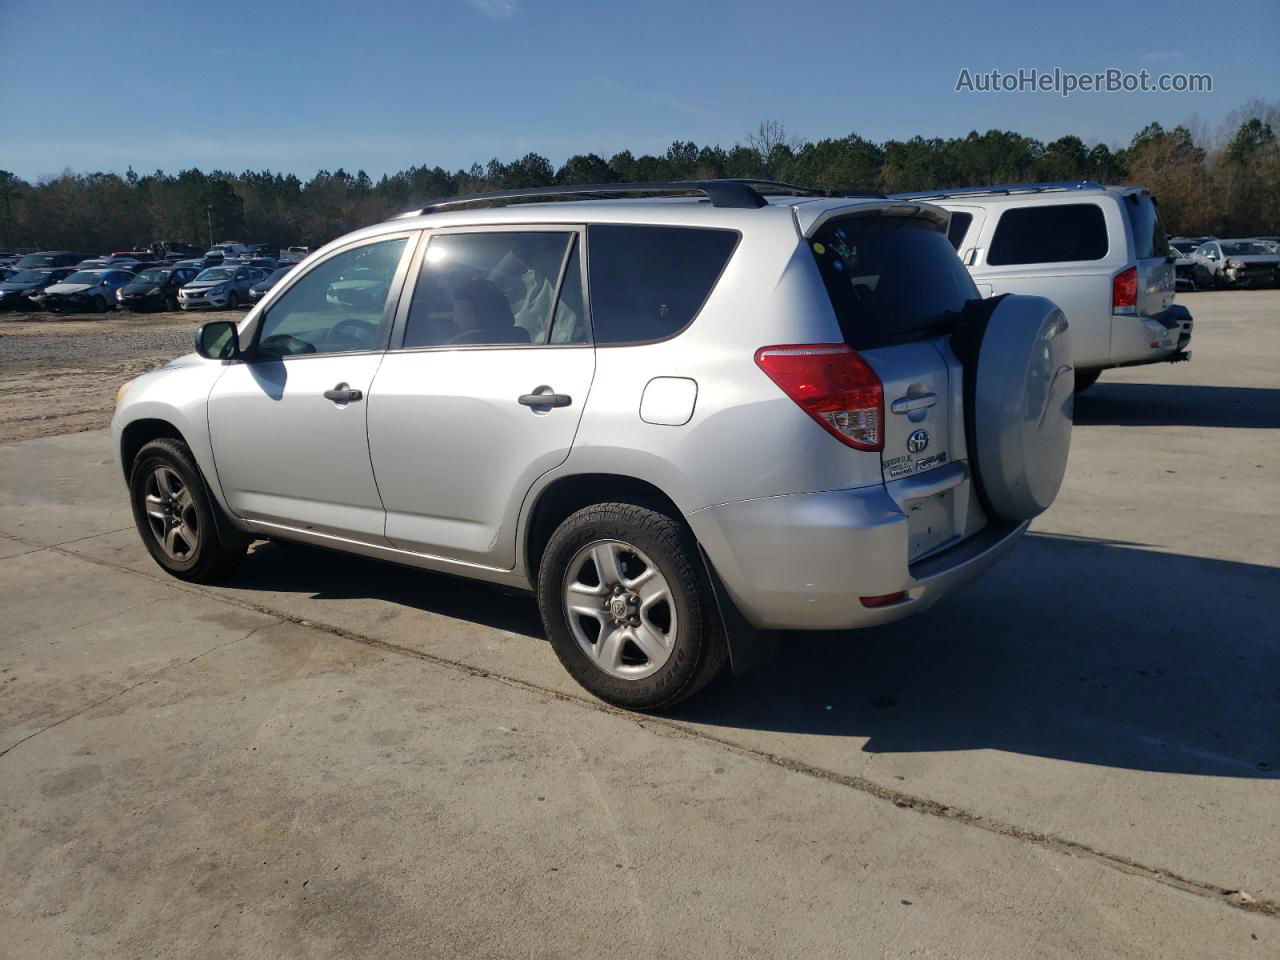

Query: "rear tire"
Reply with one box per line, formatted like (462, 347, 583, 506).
(537, 502, 727, 711)
(129, 437, 247, 582)
(1074, 369, 1102, 393)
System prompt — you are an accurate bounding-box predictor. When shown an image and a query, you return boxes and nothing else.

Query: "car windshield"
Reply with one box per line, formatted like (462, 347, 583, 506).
(267, 267, 291, 280)
(1222, 241, 1270, 256)
(196, 268, 233, 281)
(136, 269, 171, 283)
(1169, 242, 1197, 255)
(62, 271, 102, 284)
(17, 255, 56, 268)
(8, 270, 48, 283)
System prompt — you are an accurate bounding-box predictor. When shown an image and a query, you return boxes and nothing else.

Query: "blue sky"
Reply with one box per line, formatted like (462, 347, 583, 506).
(1, 0, 1276, 180)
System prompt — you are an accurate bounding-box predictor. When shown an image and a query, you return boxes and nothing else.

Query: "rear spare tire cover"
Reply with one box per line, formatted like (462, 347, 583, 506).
(959, 294, 1073, 521)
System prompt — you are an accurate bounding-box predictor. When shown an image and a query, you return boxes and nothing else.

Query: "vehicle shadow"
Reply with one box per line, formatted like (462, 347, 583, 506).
(229, 539, 544, 638)
(231, 531, 1279, 779)
(1074, 382, 1280, 428)
(671, 532, 1280, 779)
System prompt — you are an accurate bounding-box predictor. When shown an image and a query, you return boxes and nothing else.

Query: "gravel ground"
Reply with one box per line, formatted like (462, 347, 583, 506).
(0, 308, 239, 443)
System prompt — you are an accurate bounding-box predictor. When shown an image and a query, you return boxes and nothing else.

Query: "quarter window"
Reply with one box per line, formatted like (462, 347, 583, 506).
(946, 212, 973, 250)
(987, 204, 1108, 265)
(402, 232, 575, 348)
(254, 237, 408, 358)
(586, 225, 738, 344)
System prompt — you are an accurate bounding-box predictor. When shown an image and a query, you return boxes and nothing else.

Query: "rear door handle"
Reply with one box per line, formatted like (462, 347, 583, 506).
(323, 383, 363, 403)
(518, 392, 572, 408)
(890, 392, 938, 414)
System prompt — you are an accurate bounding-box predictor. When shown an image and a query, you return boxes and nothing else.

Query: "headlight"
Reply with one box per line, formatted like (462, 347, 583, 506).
(115, 379, 135, 410)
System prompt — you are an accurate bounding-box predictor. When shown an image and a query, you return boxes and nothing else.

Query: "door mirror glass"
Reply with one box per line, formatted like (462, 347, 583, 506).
(194, 320, 241, 360)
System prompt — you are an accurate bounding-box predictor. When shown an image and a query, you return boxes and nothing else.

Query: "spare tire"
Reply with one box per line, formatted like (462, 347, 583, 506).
(951, 294, 1073, 522)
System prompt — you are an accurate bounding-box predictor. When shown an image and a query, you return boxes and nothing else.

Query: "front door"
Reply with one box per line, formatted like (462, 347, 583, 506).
(367, 227, 595, 568)
(207, 234, 416, 543)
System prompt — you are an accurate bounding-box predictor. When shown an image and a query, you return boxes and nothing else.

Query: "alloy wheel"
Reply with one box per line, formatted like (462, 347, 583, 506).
(142, 466, 199, 561)
(562, 539, 677, 680)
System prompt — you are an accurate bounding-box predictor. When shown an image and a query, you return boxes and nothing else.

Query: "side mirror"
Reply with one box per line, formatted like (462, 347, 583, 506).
(194, 320, 241, 360)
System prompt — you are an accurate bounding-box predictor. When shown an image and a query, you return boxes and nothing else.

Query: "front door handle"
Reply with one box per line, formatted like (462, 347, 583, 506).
(323, 383, 363, 403)
(890, 392, 938, 414)
(518, 392, 572, 408)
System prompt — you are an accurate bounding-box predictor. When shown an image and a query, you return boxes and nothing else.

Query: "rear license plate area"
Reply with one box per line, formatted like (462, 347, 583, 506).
(905, 488, 956, 561)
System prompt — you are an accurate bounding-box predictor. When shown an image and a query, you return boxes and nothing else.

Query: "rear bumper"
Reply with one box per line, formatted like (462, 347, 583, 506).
(1104, 305, 1193, 369)
(686, 484, 1028, 631)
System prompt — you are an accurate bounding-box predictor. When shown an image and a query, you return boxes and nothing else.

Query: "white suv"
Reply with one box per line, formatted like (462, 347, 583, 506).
(893, 182, 1192, 392)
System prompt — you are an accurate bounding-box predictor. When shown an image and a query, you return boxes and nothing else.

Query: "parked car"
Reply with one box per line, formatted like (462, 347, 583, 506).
(281, 245, 310, 262)
(894, 181, 1192, 392)
(175, 255, 225, 271)
(77, 256, 142, 270)
(113, 180, 1074, 709)
(1189, 239, 1280, 289)
(152, 241, 204, 260)
(1167, 238, 1201, 291)
(244, 243, 276, 258)
(36, 268, 135, 312)
(0, 267, 75, 309)
(177, 265, 256, 309)
(248, 265, 294, 301)
(15, 250, 93, 269)
(117, 266, 201, 312)
(205, 242, 247, 258)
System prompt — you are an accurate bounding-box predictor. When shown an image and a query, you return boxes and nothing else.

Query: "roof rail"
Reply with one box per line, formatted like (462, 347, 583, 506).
(392, 179, 885, 218)
(888, 180, 1106, 201)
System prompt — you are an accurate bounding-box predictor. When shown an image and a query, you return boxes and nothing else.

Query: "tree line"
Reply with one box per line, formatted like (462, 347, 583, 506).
(1, 103, 1276, 253)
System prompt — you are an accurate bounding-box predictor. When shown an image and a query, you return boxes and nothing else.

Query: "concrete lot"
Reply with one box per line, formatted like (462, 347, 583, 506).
(1, 290, 1277, 958)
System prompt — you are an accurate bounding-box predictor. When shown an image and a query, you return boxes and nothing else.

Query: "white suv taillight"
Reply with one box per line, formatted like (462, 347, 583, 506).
(754, 344, 884, 451)
(1112, 266, 1137, 315)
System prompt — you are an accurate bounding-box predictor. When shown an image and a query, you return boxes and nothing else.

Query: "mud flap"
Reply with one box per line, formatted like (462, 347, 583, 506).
(698, 546, 778, 675)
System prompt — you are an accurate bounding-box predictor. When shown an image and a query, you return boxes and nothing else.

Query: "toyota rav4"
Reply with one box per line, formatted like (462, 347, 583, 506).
(113, 180, 1074, 709)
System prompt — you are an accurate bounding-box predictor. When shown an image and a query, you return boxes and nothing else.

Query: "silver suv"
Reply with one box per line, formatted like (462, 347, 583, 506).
(893, 182, 1193, 392)
(113, 180, 1074, 709)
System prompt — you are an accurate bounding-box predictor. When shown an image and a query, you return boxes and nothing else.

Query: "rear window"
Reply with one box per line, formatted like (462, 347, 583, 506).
(586, 225, 738, 344)
(946, 211, 973, 250)
(987, 203, 1108, 265)
(1125, 193, 1169, 260)
(809, 216, 977, 350)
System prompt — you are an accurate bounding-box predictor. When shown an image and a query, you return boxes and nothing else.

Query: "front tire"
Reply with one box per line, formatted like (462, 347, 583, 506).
(226, 291, 239, 310)
(537, 503, 727, 710)
(92, 295, 107, 313)
(129, 437, 247, 582)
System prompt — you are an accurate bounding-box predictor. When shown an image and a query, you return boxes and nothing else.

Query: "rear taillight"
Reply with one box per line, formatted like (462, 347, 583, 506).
(1112, 266, 1137, 315)
(754, 344, 883, 451)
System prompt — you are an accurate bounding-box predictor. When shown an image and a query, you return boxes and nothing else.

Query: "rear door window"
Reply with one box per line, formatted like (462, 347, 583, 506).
(402, 231, 575, 348)
(586, 225, 738, 344)
(808, 216, 977, 349)
(987, 203, 1108, 265)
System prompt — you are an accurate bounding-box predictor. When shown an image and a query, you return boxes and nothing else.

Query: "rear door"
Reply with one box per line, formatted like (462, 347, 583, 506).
(806, 213, 978, 559)
(367, 226, 594, 568)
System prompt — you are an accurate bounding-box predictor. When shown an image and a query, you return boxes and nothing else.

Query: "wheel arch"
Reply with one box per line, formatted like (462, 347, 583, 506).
(119, 417, 190, 481)
(522, 473, 683, 589)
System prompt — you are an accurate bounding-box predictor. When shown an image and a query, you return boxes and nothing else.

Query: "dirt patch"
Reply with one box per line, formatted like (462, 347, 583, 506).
(0, 309, 234, 444)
